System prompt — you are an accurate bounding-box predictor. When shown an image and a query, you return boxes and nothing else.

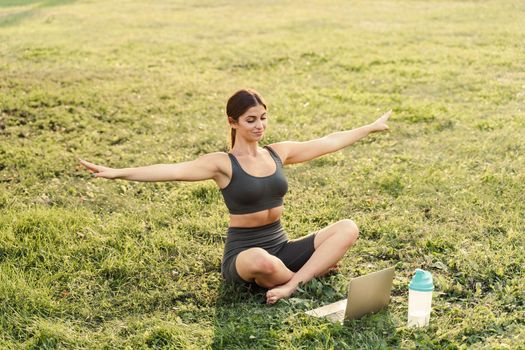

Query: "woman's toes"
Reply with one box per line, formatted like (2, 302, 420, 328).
(265, 284, 297, 304)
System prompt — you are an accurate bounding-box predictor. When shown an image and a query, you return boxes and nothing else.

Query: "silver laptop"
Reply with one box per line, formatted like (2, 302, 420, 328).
(305, 267, 395, 323)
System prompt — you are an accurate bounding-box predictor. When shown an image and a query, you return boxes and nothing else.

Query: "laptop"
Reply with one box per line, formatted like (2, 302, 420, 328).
(305, 267, 395, 323)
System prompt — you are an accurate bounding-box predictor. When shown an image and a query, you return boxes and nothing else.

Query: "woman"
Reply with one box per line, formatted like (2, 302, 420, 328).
(79, 88, 391, 304)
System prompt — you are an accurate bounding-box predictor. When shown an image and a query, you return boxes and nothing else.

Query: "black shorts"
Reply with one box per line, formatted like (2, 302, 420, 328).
(221, 220, 317, 285)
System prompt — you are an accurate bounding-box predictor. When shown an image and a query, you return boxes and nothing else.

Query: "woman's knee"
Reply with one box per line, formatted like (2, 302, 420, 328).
(240, 248, 279, 276)
(337, 219, 359, 246)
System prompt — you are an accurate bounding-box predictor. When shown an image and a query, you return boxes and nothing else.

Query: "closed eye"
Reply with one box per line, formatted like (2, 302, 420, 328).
(245, 113, 267, 123)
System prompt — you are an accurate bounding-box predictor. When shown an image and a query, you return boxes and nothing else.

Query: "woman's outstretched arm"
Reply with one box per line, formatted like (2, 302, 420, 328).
(271, 110, 391, 165)
(78, 152, 223, 182)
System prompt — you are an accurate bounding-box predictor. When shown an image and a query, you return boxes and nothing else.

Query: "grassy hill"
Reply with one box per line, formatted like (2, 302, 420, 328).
(1, 0, 524, 348)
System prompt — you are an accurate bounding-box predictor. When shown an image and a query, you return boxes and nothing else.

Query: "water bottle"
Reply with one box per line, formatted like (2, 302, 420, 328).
(408, 269, 434, 327)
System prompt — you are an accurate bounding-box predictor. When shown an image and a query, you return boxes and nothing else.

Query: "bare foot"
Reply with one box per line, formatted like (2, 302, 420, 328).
(266, 282, 297, 304)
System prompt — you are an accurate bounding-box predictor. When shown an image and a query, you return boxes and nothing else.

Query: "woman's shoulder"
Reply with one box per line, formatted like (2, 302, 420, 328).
(199, 151, 230, 161)
(199, 151, 231, 170)
(265, 143, 287, 163)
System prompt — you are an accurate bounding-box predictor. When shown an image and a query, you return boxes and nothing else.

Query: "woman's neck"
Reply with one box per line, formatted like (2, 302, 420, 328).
(231, 140, 260, 157)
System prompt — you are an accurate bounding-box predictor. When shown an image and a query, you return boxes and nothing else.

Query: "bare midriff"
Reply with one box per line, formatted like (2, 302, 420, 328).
(228, 205, 284, 228)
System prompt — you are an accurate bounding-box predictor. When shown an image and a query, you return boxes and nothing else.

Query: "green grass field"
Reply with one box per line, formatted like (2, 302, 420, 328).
(1, 0, 524, 348)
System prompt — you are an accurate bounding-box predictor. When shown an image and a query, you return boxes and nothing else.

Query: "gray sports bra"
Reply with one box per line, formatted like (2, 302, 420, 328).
(220, 145, 288, 214)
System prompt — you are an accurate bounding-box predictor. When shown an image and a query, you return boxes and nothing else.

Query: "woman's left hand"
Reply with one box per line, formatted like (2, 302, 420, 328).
(370, 109, 392, 132)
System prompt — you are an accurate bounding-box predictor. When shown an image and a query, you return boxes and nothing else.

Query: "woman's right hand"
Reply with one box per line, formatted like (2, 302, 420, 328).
(78, 158, 120, 179)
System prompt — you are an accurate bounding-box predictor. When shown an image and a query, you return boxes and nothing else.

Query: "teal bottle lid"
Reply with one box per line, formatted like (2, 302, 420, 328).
(409, 269, 434, 292)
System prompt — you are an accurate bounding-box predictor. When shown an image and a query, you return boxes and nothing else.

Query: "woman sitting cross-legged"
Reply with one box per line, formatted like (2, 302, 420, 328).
(79, 88, 391, 304)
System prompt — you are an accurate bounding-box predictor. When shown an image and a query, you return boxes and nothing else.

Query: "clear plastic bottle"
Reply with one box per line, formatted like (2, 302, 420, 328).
(408, 269, 434, 327)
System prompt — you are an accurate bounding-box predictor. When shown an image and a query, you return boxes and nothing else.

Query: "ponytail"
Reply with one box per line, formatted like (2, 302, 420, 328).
(230, 128, 236, 150)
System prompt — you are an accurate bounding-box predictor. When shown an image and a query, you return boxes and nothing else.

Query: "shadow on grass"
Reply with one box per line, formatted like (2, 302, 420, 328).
(211, 278, 400, 349)
(0, 0, 76, 27)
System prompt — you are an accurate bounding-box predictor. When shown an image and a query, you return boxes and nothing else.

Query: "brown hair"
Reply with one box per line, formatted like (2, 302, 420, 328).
(226, 88, 267, 149)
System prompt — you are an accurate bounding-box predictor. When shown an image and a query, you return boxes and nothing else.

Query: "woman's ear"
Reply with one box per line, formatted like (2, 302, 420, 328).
(227, 116, 237, 128)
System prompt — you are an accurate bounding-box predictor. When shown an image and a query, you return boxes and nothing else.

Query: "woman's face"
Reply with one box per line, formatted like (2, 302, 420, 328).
(230, 104, 268, 142)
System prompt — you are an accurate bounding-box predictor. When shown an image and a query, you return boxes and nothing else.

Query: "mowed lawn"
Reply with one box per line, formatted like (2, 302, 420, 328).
(1, 0, 524, 348)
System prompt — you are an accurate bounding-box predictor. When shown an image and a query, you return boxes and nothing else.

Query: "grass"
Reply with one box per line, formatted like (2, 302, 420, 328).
(1, 0, 524, 348)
